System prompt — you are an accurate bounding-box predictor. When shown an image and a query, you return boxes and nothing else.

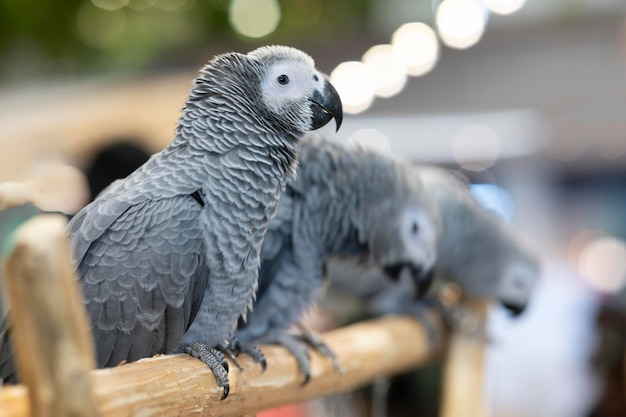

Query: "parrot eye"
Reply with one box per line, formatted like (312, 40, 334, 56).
(277, 74, 289, 85)
(411, 222, 419, 235)
(313, 74, 319, 82)
(513, 276, 526, 289)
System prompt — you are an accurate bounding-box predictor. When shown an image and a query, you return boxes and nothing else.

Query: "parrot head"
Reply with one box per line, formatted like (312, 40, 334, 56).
(249, 45, 343, 134)
(498, 256, 540, 316)
(352, 161, 440, 300)
(381, 201, 439, 299)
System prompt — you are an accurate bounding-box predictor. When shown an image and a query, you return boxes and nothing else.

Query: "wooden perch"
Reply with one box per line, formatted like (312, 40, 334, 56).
(0, 213, 446, 417)
(441, 298, 490, 417)
(3, 215, 97, 417)
(1, 315, 444, 417)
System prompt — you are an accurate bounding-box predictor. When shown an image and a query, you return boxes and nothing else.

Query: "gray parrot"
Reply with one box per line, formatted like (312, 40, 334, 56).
(321, 165, 540, 417)
(0, 46, 342, 396)
(325, 164, 540, 325)
(418, 165, 539, 314)
(184, 133, 440, 382)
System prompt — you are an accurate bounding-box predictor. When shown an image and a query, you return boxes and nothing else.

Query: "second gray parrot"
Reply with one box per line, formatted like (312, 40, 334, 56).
(326, 164, 540, 327)
(184, 133, 440, 381)
(0, 46, 342, 395)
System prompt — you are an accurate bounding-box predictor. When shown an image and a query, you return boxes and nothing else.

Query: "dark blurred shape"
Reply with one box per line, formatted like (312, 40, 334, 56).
(588, 293, 626, 417)
(84, 140, 151, 201)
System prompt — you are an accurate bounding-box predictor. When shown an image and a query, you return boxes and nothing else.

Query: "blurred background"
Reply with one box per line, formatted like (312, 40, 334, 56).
(1, 0, 626, 416)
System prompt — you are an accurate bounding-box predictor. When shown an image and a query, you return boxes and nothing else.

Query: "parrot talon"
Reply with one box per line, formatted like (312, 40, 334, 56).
(255, 331, 312, 382)
(220, 384, 230, 400)
(238, 342, 267, 371)
(218, 352, 230, 374)
(219, 337, 266, 372)
(300, 370, 311, 386)
(296, 324, 344, 376)
(184, 343, 231, 400)
(216, 340, 243, 372)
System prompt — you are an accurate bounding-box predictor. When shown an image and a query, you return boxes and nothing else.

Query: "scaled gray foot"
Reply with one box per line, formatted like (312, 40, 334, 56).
(218, 337, 267, 372)
(296, 324, 345, 375)
(259, 328, 345, 385)
(178, 342, 230, 400)
(272, 332, 311, 385)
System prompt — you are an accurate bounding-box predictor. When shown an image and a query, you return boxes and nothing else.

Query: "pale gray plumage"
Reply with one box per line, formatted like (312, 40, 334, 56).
(184, 133, 439, 380)
(0, 46, 342, 391)
(417, 165, 539, 314)
(326, 165, 540, 321)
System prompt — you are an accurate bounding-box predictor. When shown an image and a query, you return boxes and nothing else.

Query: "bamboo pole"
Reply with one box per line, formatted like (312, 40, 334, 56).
(440, 298, 490, 417)
(2, 215, 97, 417)
(0, 315, 444, 417)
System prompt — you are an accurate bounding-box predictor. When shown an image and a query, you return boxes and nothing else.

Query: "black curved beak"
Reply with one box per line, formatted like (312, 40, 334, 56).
(413, 266, 435, 300)
(383, 263, 435, 300)
(309, 78, 343, 132)
(383, 264, 404, 282)
(501, 301, 526, 317)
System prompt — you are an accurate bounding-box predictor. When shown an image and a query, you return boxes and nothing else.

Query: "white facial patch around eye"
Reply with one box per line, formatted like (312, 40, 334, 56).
(399, 205, 438, 265)
(261, 60, 318, 101)
(500, 261, 535, 302)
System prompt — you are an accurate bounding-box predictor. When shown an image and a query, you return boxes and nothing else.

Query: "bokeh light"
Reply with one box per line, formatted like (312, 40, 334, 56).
(91, 0, 130, 12)
(452, 123, 501, 171)
(578, 235, 626, 293)
(484, 0, 526, 15)
(153, 0, 195, 12)
(77, 2, 127, 49)
(347, 128, 392, 155)
(330, 61, 376, 114)
(391, 22, 440, 77)
(362, 44, 407, 98)
(436, 0, 487, 49)
(127, 0, 155, 11)
(283, 0, 322, 29)
(229, 0, 281, 38)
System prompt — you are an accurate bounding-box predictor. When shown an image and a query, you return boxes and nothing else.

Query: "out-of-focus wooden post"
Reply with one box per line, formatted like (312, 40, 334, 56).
(3, 214, 97, 417)
(440, 298, 489, 417)
(0, 183, 33, 211)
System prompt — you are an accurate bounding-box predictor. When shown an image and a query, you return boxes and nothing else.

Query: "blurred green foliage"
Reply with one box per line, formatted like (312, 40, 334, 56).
(0, 0, 370, 79)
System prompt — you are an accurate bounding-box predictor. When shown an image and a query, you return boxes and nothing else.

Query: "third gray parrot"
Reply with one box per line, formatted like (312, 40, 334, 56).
(184, 133, 440, 381)
(418, 165, 539, 314)
(0, 45, 343, 396)
(325, 164, 540, 326)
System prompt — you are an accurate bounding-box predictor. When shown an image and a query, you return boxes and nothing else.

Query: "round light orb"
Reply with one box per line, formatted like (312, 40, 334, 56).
(362, 44, 408, 98)
(347, 128, 392, 156)
(436, 0, 487, 50)
(391, 22, 440, 77)
(330, 61, 376, 115)
(77, 2, 126, 49)
(91, 0, 129, 11)
(484, 0, 526, 15)
(229, 0, 281, 38)
(579, 236, 626, 293)
(452, 123, 501, 171)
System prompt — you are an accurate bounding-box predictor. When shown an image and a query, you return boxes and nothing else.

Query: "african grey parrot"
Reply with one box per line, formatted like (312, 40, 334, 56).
(325, 164, 540, 325)
(0, 46, 342, 396)
(184, 133, 440, 381)
(417, 165, 539, 314)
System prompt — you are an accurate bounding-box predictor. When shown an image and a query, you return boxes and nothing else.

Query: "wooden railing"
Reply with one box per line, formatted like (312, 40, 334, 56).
(0, 213, 491, 417)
